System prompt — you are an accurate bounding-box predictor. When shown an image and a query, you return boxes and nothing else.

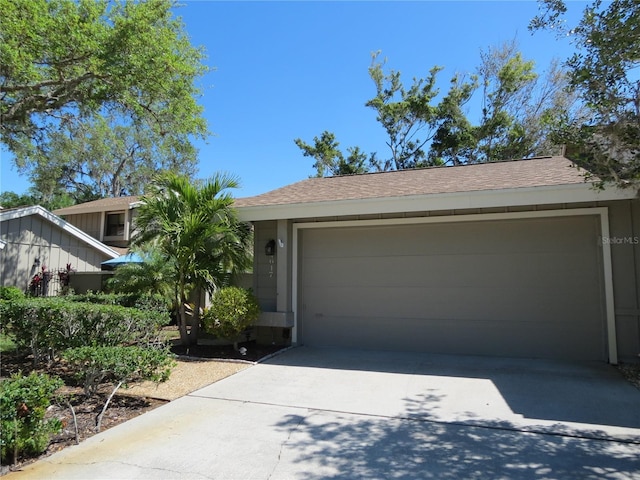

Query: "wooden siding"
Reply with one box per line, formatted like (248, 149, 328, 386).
(0, 214, 110, 290)
(253, 221, 277, 312)
(64, 213, 103, 240)
(605, 199, 640, 362)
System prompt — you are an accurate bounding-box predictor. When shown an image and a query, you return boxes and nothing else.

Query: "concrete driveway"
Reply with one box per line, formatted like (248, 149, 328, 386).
(7, 347, 640, 479)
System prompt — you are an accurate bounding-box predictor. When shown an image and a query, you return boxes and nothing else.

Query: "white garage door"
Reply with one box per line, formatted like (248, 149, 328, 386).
(299, 215, 606, 360)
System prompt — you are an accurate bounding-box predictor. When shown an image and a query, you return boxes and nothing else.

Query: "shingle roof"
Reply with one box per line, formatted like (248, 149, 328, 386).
(234, 156, 588, 208)
(53, 195, 140, 215)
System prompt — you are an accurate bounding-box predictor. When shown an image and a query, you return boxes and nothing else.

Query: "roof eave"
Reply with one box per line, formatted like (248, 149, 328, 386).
(236, 182, 638, 222)
(53, 199, 139, 216)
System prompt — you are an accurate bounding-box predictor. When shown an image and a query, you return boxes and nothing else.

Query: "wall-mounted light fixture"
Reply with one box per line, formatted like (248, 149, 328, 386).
(265, 239, 276, 256)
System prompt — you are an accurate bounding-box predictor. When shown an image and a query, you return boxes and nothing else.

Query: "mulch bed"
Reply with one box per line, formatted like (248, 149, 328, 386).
(170, 340, 289, 362)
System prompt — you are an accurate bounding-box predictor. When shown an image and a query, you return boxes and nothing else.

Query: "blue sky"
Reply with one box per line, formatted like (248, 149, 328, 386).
(0, 0, 587, 199)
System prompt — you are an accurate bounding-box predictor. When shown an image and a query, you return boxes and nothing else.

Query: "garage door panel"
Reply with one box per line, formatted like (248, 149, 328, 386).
(304, 252, 599, 291)
(303, 218, 597, 259)
(300, 216, 605, 360)
(306, 284, 596, 321)
(304, 314, 601, 358)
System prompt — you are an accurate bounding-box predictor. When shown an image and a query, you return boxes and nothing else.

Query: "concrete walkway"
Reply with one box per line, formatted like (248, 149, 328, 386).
(6, 347, 640, 479)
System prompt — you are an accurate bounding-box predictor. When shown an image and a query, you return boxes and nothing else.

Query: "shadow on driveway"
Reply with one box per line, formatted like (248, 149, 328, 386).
(272, 397, 639, 480)
(259, 348, 640, 478)
(262, 347, 640, 432)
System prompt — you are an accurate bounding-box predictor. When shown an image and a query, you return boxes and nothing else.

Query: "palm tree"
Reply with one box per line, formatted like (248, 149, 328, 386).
(133, 172, 252, 345)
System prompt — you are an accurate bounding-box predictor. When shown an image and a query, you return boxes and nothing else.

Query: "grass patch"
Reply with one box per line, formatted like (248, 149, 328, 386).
(159, 326, 180, 344)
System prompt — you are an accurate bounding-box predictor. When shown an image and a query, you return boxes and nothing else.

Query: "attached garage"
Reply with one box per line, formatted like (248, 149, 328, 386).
(236, 156, 640, 364)
(298, 214, 605, 360)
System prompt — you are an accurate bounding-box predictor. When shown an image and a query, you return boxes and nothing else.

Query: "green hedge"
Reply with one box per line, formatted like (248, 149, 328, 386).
(1, 297, 169, 363)
(0, 286, 25, 301)
(63, 346, 174, 397)
(66, 292, 169, 313)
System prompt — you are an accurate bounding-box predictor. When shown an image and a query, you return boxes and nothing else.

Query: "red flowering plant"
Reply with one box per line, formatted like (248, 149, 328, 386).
(29, 266, 51, 297)
(57, 263, 74, 293)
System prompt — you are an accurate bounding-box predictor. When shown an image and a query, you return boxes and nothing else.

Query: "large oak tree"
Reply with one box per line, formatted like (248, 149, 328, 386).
(1, 0, 208, 198)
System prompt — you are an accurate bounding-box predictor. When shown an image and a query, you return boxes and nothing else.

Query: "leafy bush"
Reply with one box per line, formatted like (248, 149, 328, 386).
(104, 251, 175, 305)
(0, 287, 23, 335)
(0, 372, 63, 464)
(2, 297, 169, 363)
(66, 292, 169, 313)
(202, 287, 260, 348)
(0, 286, 24, 301)
(63, 345, 175, 396)
(62, 346, 175, 431)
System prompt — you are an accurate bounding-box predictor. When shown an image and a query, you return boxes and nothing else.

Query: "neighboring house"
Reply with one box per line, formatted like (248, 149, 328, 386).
(234, 156, 640, 364)
(53, 196, 140, 253)
(0, 206, 120, 294)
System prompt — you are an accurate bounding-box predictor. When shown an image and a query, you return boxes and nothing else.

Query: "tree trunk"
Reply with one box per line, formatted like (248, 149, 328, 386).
(178, 302, 189, 346)
(96, 381, 123, 433)
(188, 288, 203, 345)
(188, 316, 200, 345)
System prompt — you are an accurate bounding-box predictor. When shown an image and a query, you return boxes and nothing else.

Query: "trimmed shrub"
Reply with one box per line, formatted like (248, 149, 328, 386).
(66, 292, 169, 313)
(202, 287, 260, 348)
(0, 287, 24, 335)
(0, 286, 25, 301)
(0, 372, 63, 464)
(63, 345, 175, 397)
(2, 297, 169, 363)
(62, 345, 175, 431)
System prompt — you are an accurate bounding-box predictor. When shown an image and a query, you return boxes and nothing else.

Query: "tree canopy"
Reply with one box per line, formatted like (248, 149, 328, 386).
(530, 0, 640, 187)
(296, 45, 572, 177)
(0, 188, 76, 211)
(294, 131, 369, 177)
(16, 112, 198, 200)
(1, 0, 208, 198)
